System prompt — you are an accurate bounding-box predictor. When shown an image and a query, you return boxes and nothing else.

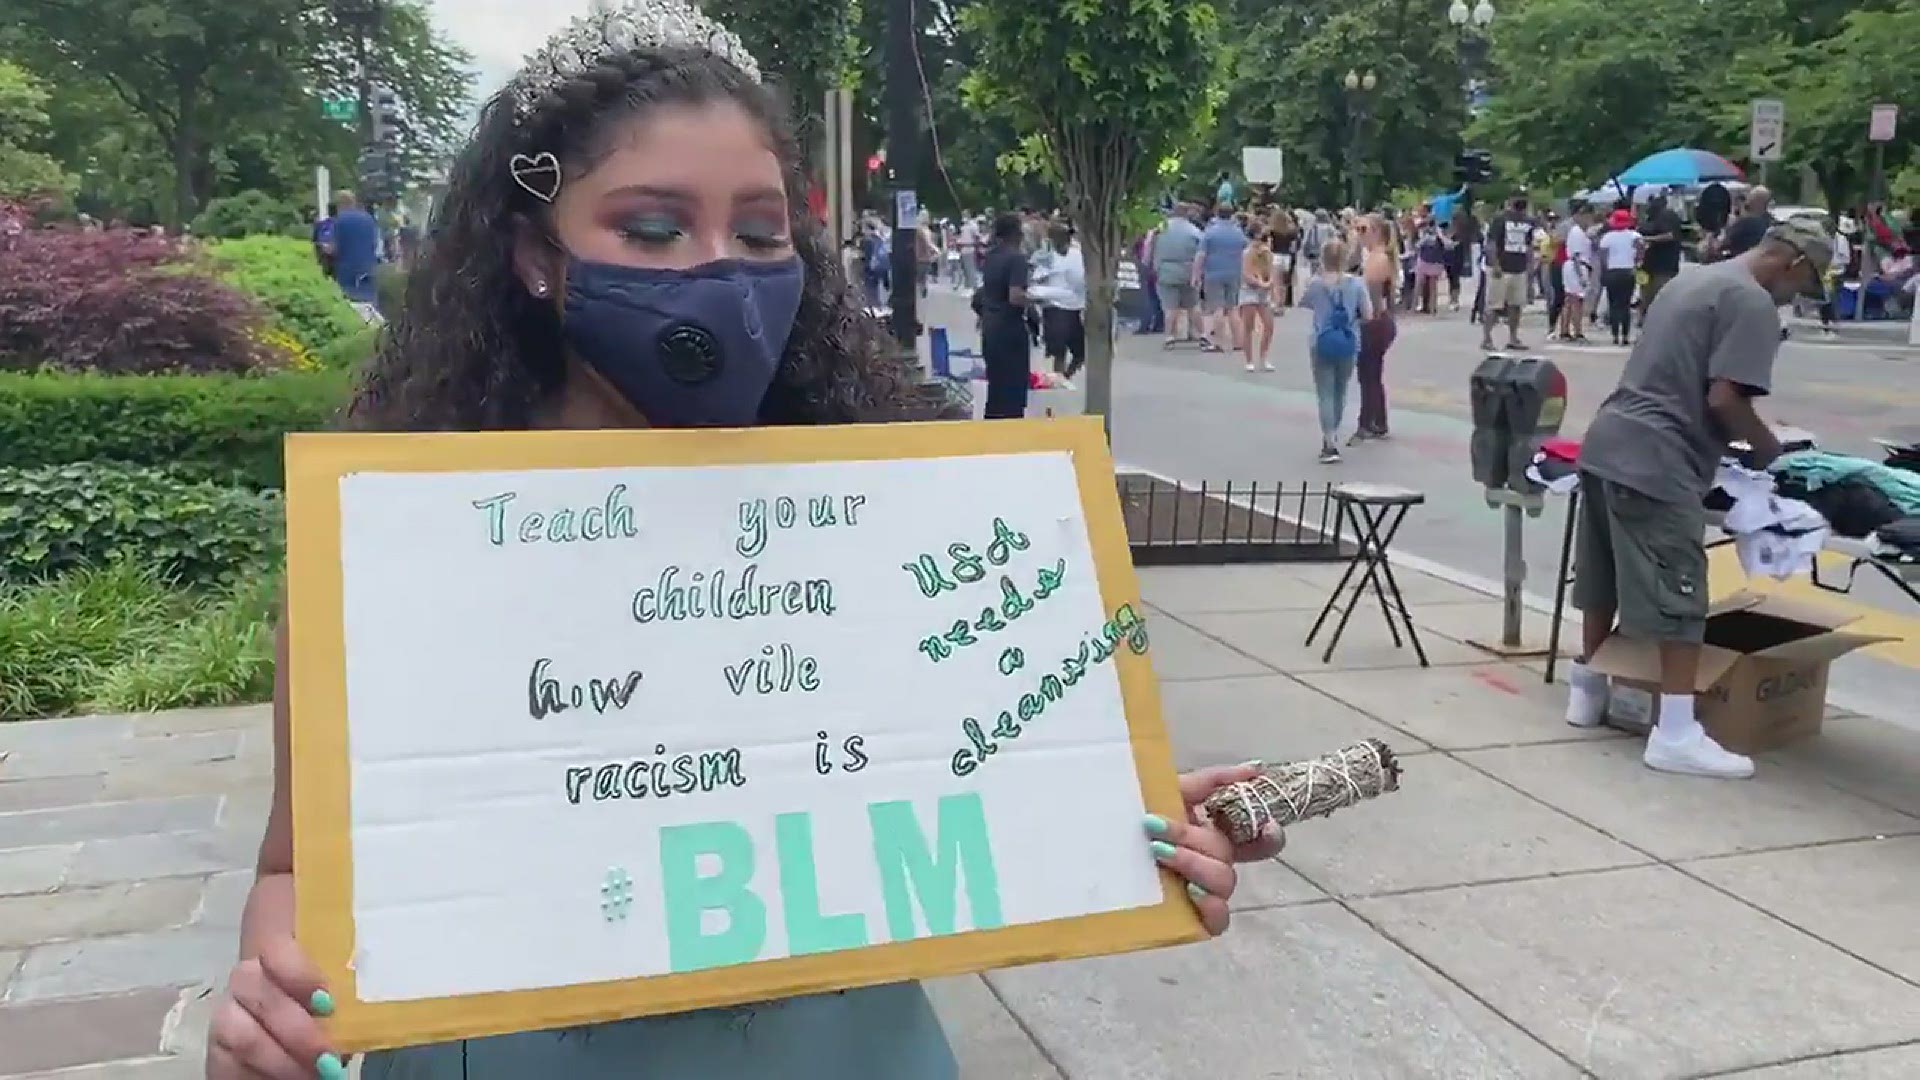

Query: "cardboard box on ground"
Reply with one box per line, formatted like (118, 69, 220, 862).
(1586, 592, 1902, 755)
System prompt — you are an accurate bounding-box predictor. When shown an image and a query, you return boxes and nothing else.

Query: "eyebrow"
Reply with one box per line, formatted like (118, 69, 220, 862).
(603, 183, 787, 206)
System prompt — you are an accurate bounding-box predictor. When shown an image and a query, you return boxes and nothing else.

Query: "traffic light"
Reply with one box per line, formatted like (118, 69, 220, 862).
(371, 87, 402, 148)
(357, 146, 391, 204)
(1453, 149, 1496, 186)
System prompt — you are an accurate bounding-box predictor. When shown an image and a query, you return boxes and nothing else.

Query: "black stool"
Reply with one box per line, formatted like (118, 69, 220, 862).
(1306, 483, 1429, 666)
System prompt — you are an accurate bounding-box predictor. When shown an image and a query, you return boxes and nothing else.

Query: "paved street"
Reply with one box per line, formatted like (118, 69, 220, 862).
(8, 560, 1920, 1077)
(918, 283, 1920, 726)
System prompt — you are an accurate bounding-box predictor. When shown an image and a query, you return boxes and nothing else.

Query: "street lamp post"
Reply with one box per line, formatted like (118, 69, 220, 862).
(1447, 0, 1496, 115)
(1343, 69, 1378, 210)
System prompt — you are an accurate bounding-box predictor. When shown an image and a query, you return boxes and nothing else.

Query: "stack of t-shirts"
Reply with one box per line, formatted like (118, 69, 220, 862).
(1771, 451, 1920, 539)
(1714, 462, 1829, 579)
(1524, 438, 1582, 495)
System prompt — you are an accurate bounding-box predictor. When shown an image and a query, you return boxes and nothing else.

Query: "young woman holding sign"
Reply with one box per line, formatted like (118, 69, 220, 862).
(203, 5, 1285, 1078)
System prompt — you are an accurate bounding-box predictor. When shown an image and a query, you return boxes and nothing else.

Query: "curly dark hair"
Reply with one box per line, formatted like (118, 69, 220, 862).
(348, 46, 954, 432)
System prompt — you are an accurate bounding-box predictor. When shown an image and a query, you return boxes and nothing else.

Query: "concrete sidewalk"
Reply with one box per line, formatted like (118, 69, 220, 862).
(6, 561, 1920, 1078)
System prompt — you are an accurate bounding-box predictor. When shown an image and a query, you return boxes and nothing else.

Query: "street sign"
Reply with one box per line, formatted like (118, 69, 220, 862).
(322, 98, 357, 123)
(1241, 146, 1284, 185)
(1749, 99, 1784, 162)
(894, 189, 918, 229)
(1870, 104, 1898, 143)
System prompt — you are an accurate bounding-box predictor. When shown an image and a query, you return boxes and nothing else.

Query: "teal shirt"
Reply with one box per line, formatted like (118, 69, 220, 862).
(363, 983, 953, 1079)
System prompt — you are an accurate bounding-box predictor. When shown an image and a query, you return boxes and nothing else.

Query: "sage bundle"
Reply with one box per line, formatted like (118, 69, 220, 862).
(1204, 739, 1402, 845)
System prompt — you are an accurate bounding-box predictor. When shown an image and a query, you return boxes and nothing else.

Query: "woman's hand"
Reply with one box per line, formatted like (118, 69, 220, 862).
(206, 932, 344, 1080)
(1144, 764, 1288, 937)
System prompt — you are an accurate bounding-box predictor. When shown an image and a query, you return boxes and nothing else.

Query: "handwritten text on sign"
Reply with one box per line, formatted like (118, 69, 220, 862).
(337, 452, 1160, 1002)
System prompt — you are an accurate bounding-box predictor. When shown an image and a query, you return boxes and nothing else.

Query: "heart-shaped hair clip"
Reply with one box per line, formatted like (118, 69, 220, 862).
(510, 152, 562, 203)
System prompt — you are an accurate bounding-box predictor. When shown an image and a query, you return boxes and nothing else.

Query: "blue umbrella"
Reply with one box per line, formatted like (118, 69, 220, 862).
(1616, 148, 1745, 188)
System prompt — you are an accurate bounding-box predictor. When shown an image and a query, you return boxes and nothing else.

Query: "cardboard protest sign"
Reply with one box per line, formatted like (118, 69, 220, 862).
(285, 417, 1198, 1051)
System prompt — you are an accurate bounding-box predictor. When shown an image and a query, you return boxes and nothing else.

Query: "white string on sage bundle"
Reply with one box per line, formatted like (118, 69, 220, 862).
(1204, 739, 1402, 845)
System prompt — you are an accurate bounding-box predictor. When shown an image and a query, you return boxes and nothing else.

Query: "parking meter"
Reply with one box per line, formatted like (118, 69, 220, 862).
(1470, 354, 1516, 488)
(1501, 357, 1568, 493)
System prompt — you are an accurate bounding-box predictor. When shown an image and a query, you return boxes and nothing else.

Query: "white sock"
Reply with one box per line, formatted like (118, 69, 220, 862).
(1655, 693, 1702, 742)
(1565, 662, 1609, 727)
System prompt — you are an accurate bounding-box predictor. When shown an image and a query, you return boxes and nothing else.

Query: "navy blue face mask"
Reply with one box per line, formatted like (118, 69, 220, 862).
(561, 256, 805, 428)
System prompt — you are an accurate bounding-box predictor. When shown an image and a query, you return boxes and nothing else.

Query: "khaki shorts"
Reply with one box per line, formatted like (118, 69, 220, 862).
(1486, 270, 1528, 312)
(1572, 475, 1708, 644)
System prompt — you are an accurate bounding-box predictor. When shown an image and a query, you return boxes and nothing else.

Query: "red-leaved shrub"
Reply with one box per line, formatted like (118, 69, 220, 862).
(0, 205, 279, 374)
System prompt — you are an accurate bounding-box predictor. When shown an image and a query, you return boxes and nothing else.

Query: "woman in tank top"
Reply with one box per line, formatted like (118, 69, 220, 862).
(1353, 215, 1399, 442)
(1240, 223, 1276, 372)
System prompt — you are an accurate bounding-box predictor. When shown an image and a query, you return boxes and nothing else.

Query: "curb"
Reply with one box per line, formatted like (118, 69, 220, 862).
(1116, 461, 1890, 723)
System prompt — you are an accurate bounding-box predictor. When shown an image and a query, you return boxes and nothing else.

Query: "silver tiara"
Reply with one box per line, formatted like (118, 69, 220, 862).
(507, 0, 762, 123)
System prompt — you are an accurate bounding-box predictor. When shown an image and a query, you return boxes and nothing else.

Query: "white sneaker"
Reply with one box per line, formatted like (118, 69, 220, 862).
(1245, 361, 1256, 372)
(1565, 672, 1609, 728)
(1261, 361, 1275, 372)
(1643, 729, 1755, 779)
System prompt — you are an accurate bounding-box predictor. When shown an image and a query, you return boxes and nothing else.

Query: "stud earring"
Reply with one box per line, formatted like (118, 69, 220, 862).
(534, 281, 550, 297)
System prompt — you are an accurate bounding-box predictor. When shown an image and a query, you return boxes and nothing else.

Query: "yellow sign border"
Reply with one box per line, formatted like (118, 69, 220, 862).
(286, 416, 1202, 1052)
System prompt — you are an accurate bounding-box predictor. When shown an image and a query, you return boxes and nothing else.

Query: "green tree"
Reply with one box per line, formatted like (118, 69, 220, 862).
(1710, 1, 1919, 211)
(6, 0, 471, 225)
(1200, 0, 1468, 208)
(963, 0, 1223, 429)
(0, 60, 72, 201)
(702, 0, 855, 142)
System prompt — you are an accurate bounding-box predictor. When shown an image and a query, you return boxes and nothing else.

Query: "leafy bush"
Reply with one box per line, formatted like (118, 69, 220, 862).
(205, 235, 362, 355)
(0, 562, 277, 720)
(87, 570, 279, 715)
(0, 463, 283, 586)
(0, 561, 184, 719)
(0, 370, 347, 488)
(193, 190, 306, 241)
(316, 324, 381, 372)
(0, 222, 279, 374)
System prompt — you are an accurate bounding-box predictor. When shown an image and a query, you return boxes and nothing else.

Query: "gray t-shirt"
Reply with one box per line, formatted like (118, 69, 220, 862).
(1579, 263, 1781, 504)
(1151, 218, 1202, 275)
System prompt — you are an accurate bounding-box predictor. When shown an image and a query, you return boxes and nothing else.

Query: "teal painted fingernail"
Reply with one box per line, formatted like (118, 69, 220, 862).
(1141, 814, 1170, 837)
(308, 989, 334, 1017)
(1187, 882, 1210, 902)
(316, 1052, 347, 1080)
(1150, 840, 1177, 861)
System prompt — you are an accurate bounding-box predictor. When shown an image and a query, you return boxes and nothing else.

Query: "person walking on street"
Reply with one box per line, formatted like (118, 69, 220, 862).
(1480, 194, 1538, 352)
(1150, 203, 1204, 348)
(1566, 220, 1831, 779)
(1299, 238, 1373, 464)
(1239, 223, 1276, 372)
(976, 213, 1034, 419)
(1557, 203, 1594, 343)
(1353, 215, 1398, 440)
(955, 214, 982, 291)
(328, 190, 382, 323)
(1637, 186, 1685, 321)
(1269, 208, 1300, 308)
(1199, 203, 1249, 353)
(1596, 208, 1643, 345)
(1029, 223, 1086, 377)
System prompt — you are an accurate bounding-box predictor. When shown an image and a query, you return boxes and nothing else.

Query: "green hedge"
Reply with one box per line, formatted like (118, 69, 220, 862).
(205, 236, 364, 355)
(0, 370, 348, 489)
(316, 324, 382, 372)
(0, 463, 283, 586)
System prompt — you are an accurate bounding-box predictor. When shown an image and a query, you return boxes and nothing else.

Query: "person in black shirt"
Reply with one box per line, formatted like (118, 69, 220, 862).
(1636, 187, 1685, 320)
(1717, 186, 1773, 260)
(974, 213, 1032, 419)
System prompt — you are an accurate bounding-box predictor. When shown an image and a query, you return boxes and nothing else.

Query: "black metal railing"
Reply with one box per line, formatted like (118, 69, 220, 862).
(1116, 475, 1347, 565)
